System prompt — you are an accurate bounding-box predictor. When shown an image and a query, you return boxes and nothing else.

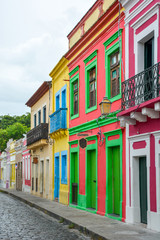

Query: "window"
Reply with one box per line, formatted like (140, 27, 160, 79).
(25, 156, 28, 180)
(38, 110, 41, 125)
(89, 67, 96, 107)
(73, 81, 78, 115)
(61, 151, 67, 184)
(103, 30, 122, 102)
(110, 51, 120, 98)
(55, 91, 60, 111)
(43, 106, 46, 123)
(84, 50, 97, 113)
(28, 156, 30, 180)
(34, 114, 36, 128)
(70, 67, 79, 119)
(61, 86, 66, 108)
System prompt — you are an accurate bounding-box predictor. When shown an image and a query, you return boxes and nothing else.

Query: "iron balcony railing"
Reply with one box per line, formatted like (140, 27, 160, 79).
(50, 108, 67, 133)
(121, 62, 160, 111)
(26, 123, 48, 146)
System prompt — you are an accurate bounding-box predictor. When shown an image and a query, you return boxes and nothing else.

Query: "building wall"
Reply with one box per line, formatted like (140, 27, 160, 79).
(30, 87, 53, 200)
(9, 140, 16, 189)
(121, 0, 160, 231)
(50, 57, 69, 205)
(67, 0, 126, 220)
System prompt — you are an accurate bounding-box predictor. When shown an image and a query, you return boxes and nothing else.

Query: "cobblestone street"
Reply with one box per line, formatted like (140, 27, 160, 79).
(0, 193, 91, 240)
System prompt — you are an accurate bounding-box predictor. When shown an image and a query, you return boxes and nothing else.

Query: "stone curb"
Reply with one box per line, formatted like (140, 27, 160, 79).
(0, 189, 108, 240)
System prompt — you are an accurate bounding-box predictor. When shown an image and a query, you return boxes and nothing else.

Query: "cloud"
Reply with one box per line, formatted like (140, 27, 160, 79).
(0, 0, 96, 115)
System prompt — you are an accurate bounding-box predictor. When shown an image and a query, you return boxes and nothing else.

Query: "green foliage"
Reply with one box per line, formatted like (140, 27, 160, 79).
(0, 113, 30, 152)
(0, 112, 30, 129)
(7, 122, 29, 140)
(0, 129, 9, 152)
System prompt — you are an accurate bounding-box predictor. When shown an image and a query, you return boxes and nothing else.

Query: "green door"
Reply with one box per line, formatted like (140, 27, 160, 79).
(112, 146, 120, 215)
(108, 146, 120, 215)
(87, 150, 96, 209)
(139, 157, 147, 224)
(71, 152, 78, 204)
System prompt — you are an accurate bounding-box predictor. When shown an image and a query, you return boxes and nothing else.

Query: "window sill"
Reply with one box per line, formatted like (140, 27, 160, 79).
(86, 105, 97, 114)
(70, 113, 79, 120)
(109, 94, 121, 103)
(61, 180, 67, 185)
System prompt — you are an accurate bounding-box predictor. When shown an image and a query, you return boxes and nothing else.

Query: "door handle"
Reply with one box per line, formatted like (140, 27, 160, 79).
(93, 180, 96, 183)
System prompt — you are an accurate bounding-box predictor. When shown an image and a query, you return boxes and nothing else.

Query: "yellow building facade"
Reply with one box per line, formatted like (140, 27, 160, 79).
(49, 57, 69, 205)
(26, 81, 53, 200)
(9, 140, 16, 189)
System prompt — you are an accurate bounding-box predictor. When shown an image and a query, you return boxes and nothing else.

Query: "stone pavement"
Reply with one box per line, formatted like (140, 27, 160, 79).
(0, 188, 160, 240)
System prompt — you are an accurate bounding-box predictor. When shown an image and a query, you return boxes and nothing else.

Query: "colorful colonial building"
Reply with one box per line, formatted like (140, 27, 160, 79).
(65, 0, 126, 221)
(15, 138, 23, 191)
(26, 81, 53, 200)
(22, 135, 31, 193)
(118, 0, 160, 231)
(9, 140, 16, 189)
(49, 57, 69, 205)
(0, 151, 7, 188)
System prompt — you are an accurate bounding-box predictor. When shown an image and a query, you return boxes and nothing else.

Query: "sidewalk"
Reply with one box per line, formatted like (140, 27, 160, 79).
(0, 188, 160, 240)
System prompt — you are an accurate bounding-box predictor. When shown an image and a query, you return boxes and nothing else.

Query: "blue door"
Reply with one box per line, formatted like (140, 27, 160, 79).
(54, 156, 59, 199)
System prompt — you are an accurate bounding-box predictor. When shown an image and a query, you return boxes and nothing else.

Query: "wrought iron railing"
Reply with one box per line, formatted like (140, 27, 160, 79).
(121, 62, 160, 111)
(50, 108, 67, 133)
(26, 123, 48, 146)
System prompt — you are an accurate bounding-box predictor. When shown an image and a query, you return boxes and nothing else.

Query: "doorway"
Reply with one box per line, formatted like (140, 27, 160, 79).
(144, 37, 154, 100)
(54, 156, 59, 199)
(139, 157, 148, 224)
(40, 161, 44, 194)
(86, 150, 96, 209)
(108, 146, 120, 216)
(71, 152, 78, 205)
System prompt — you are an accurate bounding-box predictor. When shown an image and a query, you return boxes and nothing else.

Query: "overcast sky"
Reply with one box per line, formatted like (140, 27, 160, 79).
(0, 0, 96, 116)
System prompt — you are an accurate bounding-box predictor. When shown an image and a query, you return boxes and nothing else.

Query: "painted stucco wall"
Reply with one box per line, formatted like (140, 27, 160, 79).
(121, 0, 160, 231)
(69, 0, 116, 49)
(50, 57, 69, 205)
(30, 88, 53, 200)
(67, 0, 126, 221)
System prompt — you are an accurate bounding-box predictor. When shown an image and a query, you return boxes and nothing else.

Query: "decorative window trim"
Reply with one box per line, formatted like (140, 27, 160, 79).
(70, 72, 79, 120)
(105, 40, 121, 102)
(61, 150, 67, 185)
(43, 105, 46, 123)
(55, 90, 60, 111)
(61, 84, 67, 108)
(84, 49, 98, 65)
(84, 51, 98, 114)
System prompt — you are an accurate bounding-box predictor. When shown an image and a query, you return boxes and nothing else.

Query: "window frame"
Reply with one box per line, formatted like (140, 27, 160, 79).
(84, 50, 97, 114)
(34, 113, 37, 128)
(70, 69, 79, 120)
(55, 90, 60, 111)
(43, 105, 46, 123)
(38, 109, 41, 125)
(104, 30, 122, 103)
(61, 85, 67, 108)
(61, 151, 67, 185)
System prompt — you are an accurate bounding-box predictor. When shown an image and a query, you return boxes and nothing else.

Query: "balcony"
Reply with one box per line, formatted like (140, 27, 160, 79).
(50, 108, 67, 136)
(121, 62, 160, 111)
(27, 123, 48, 147)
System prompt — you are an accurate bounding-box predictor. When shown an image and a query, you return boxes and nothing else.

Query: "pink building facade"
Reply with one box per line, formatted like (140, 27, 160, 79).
(22, 136, 31, 193)
(118, 0, 160, 231)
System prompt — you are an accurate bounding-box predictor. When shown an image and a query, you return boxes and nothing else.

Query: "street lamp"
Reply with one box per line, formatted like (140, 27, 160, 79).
(97, 97, 112, 146)
(99, 97, 112, 116)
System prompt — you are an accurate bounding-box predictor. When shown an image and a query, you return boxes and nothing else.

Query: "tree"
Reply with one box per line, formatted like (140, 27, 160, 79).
(0, 129, 9, 152)
(7, 122, 29, 140)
